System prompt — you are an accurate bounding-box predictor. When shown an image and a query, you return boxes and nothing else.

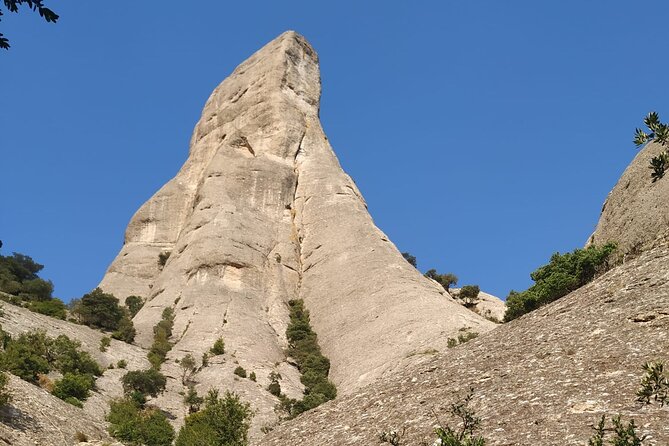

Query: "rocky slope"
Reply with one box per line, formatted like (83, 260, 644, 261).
(588, 141, 669, 257)
(97, 31, 495, 433)
(0, 374, 117, 446)
(449, 288, 506, 322)
(262, 235, 669, 445)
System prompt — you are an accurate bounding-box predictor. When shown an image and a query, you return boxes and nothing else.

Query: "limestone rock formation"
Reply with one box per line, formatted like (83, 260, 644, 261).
(450, 288, 506, 322)
(98, 31, 495, 432)
(588, 141, 669, 257)
(262, 238, 669, 445)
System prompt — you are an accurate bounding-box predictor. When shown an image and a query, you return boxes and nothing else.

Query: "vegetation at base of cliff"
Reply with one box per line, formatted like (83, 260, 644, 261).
(504, 242, 617, 322)
(148, 307, 175, 369)
(70, 288, 136, 343)
(125, 295, 144, 317)
(636, 360, 668, 407)
(0, 328, 101, 406)
(0, 245, 67, 319)
(634, 111, 669, 181)
(447, 330, 479, 348)
(175, 389, 252, 446)
(107, 397, 175, 446)
(433, 388, 486, 446)
(279, 299, 337, 417)
(122, 369, 167, 405)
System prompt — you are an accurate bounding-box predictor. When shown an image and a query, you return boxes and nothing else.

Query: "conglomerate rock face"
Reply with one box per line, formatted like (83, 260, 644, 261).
(261, 237, 669, 446)
(98, 31, 495, 433)
(588, 141, 669, 256)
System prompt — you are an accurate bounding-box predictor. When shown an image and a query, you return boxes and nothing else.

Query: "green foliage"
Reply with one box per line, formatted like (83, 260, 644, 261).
(267, 372, 281, 397)
(0, 330, 101, 383)
(184, 385, 204, 413)
(210, 338, 226, 356)
(112, 314, 137, 343)
(433, 388, 486, 446)
(0, 0, 59, 49)
(26, 298, 66, 319)
(180, 353, 197, 385)
(117, 359, 128, 369)
(0, 250, 69, 320)
(52, 373, 95, 403)
(447, 331, 479, 348)
(425, 269, 458, 291)
(588, 415, 647, 446)
(401, 252, 417, 268)
(64, 396, 83, 408)
(0, 371, 12, 407)
(249, 372, 256, 382)
(99, 336, 111, 352)
(459, 285, 480, 307)
(504, 243, 617, 322)
(148, 307, 175, 369)
(233, 366, 247, 378)
(107, 398, 175, 446)
(122, 369, 167, 401)
(636, 360, 668, 407)
(73, 288, 124, 331)
(634, 112, 669, 181)
(283, 299, 336, 417)
(125, 295, 144, 318)
(175, 389, 252, 446)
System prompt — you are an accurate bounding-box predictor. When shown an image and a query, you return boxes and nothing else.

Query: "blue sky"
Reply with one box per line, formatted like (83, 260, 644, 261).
(2, 1, 668, 302)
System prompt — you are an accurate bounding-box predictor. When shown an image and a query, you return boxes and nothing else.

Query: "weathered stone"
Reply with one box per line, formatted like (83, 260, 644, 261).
(98, 30, 496, 435)
(588, 141, 669, 257)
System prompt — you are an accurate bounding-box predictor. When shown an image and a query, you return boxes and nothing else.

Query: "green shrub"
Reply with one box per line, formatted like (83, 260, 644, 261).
(117, 359, 128, 369)
(158, 251, 171, 268)
(0, 331, 50, 381)
(180, 353, 197, 385)
(148, 307, 175, 368)
(425, 270, 458, 292)
(634, 111, 669, 181)
(504, 243, 617, 322)
(459, 285, 480, 307)
(184, 385, 203, 414)
(125, 295, 144, 318)
(27, 298, 67, 319)
(210, 337, 225, 356)
(122, 369, 167, 401)
(175, 390, 252, 446)
(401, 252, 417, 268)
(52, 373, 95, 402)
(233, 366, 247, 378)
(284, 299, 336, 416)
(72, 288, 124, 331)
(112, 314, 136, 343)
(433, 388, 486, 446)
(0, 371, 12, 407)
(74, 431, 88, 442)
(64, 396, 83, 408)
(99, 336, 111, 352)
(636, 360, 668, 406)
(588, 415, 647, 446)
(51, 334, 102, 376)
(267, 372, 282, 397)
(107, 398, 175, 446)
(249, 372, 256, 382)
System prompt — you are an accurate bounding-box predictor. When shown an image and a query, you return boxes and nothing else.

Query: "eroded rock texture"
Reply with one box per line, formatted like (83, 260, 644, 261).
(99, 31, 494, 432)
(589, 141, 669, 256)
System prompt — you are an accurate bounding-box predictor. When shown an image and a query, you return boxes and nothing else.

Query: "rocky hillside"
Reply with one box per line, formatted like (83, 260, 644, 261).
(262, 235, 669, 445)
(588, 140, 669, 257)
(96, 31, 495, 433)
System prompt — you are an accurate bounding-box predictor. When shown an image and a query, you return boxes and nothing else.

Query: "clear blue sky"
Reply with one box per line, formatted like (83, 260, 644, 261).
(2, 1, 668, 302)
